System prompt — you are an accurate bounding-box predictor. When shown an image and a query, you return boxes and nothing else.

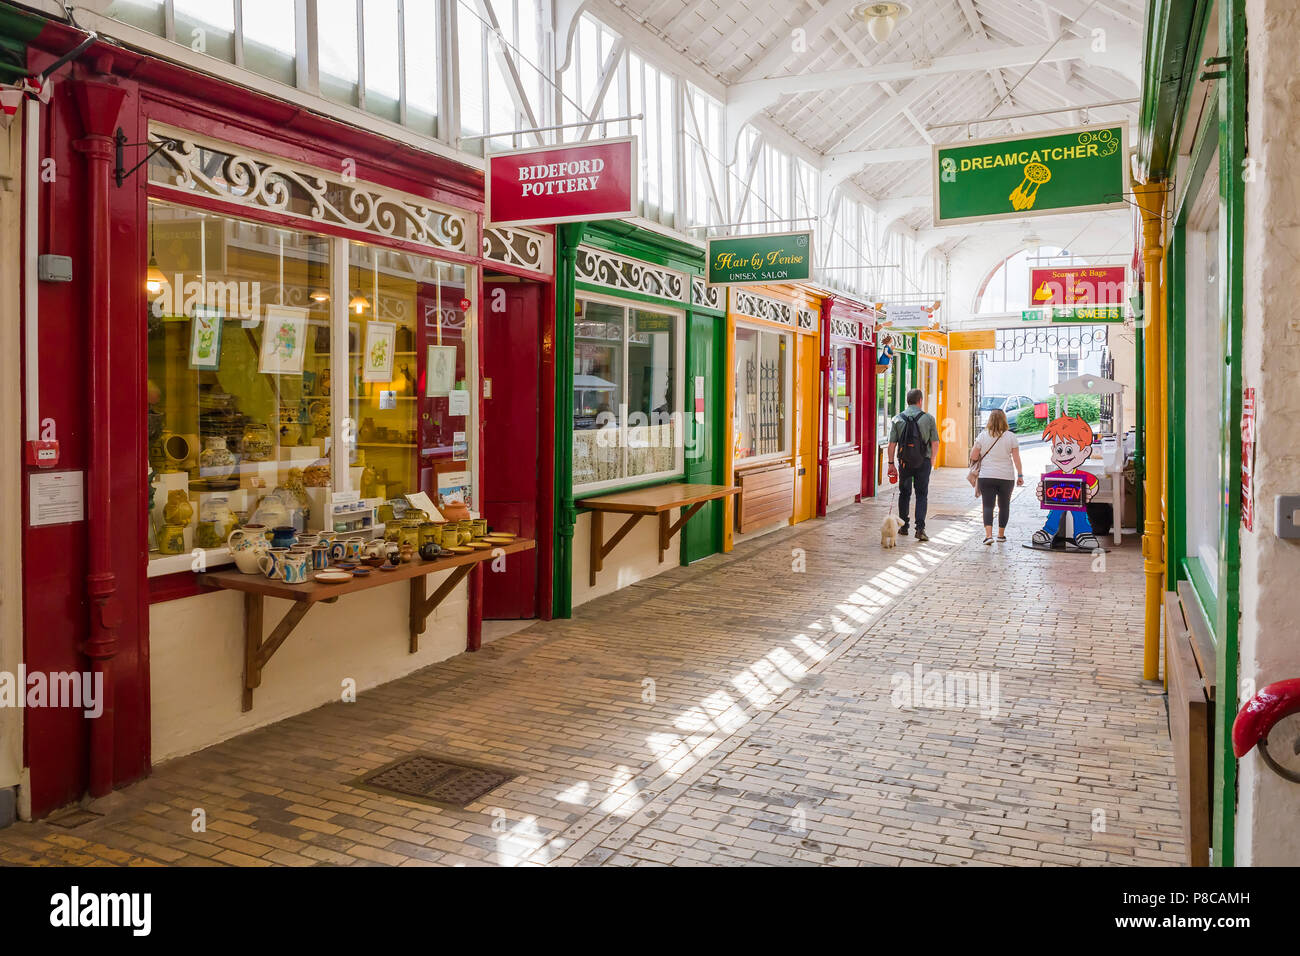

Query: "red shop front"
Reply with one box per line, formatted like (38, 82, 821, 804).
(19, 25, 554, 818)
(817, 296, 878, 515)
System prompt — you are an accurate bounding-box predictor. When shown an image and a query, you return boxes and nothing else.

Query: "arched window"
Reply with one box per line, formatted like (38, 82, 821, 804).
(973, 245, 1071, 314)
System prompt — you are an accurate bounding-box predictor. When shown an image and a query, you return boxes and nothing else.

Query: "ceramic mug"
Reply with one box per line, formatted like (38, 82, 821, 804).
(259, 547, 291, 580)
(298, 533, 320, 549)
(311, 544, 330, 570)
(329, 540, 347, 563)
(344, 538, 364, 561)
(281, 549, 310, 584)
(471, 519, 488, 538)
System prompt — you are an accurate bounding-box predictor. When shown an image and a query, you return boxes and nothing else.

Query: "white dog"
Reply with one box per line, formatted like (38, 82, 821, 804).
(881, 514, 905, 549)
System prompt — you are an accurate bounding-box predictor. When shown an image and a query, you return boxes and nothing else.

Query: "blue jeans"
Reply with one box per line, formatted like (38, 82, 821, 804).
(1042, 508, 1093, 538)
(898, 458, 932, 530)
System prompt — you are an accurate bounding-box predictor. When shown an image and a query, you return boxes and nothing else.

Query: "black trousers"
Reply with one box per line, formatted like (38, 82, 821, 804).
(897, 458, 932, 530)
(978, 477, 1015, 529)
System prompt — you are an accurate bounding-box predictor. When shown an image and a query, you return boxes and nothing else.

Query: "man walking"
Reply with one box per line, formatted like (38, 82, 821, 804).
(887, 388, 941, 542)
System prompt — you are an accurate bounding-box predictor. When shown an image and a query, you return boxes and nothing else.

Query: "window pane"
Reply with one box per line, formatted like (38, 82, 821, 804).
(147, 202, 333, 562)
(363, 0, 401, 122)
(404, 0, 439, 135)
(573, 299, 625, 488)
(734, 328, 789, 460)
(347, 243, 474, 508)
(457, 2, 486, 139)
(318, 0, 360, 105)
(106, 0, 165, 34)
(834, 345, 852, 447)
(242, 0, 297, 85)
(626, 309, 677, 479)
(175, 0, 236, 62)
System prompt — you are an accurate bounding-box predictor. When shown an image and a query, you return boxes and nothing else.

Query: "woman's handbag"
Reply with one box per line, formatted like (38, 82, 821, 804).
(967, 432, 1004, 491)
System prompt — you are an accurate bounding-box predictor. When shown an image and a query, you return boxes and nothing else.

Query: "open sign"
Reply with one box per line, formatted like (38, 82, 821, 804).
(1041, 475, 1087, 512)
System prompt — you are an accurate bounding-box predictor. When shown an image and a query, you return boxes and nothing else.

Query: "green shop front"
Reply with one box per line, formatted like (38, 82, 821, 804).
(874, 329, 917, 485)
(554, 221, 729, 616)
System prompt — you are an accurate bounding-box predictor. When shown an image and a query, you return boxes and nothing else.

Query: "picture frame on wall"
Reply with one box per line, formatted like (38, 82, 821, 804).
(363, 320, 397, 382)
(426, 344, 457, 397)
(258, 305, 309, 375)
(188, 306, 224, 371)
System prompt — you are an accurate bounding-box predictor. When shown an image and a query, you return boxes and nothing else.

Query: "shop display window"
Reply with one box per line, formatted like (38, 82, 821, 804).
(876, 362, 894, 443)
(733, 325, 790, 461)
(572, 296, 683, 493)
(145, 200, 475, 570)
(832, 344, 854, 449)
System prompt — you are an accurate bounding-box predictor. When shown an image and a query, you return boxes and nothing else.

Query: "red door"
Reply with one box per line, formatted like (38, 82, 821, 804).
(482, 282, 541, 618)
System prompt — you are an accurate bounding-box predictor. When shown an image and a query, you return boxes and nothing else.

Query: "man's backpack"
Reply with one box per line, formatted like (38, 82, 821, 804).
(897, 412, 927, 469)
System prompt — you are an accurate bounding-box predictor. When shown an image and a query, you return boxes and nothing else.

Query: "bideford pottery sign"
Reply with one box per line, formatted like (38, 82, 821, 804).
(487, 136, 637, 227)
(706, 230, 813, 286)
(933, 125, 1127, 226)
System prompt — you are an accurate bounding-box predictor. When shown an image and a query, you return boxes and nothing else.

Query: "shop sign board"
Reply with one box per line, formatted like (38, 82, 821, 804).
(948, 330, 996, 350)
(487, 136, 637, 227)
(1030, 265, 1126, 306)
(933, 125, 1128, 226)
(1050, 305, 1124, 323)
(706, 230, 812, 285)
(1039, 475, 1087, 512)
(882, 303, 930, 327)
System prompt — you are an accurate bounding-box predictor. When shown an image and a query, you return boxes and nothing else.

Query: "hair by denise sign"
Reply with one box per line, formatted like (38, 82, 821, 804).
(707, 231, 812, 285)
(486, 136, 637, 227)
(933, 125, 1127, 226)
(1030, 264, 1126, 306)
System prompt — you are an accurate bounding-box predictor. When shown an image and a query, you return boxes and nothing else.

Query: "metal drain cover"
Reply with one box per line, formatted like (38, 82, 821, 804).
(353, 753, 515, 809)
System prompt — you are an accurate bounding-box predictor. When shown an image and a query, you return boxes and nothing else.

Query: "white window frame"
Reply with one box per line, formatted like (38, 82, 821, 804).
(572, 291, 686, 496)
(733, 318, 793, 467)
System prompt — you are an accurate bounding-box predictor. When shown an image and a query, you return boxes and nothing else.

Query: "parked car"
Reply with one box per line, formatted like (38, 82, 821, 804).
(979, 393, 1036, 428)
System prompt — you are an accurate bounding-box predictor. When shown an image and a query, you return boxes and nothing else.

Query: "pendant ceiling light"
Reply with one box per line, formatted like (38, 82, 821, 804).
(852, 2, 911, 43)
(145, 213, 166, 294)
(349, 294, 369, 314)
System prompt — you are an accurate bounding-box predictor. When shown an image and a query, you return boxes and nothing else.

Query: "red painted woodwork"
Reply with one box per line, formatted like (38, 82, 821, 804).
(818, 297, 879, 515)
(481, 282, 542, 619)
(1232, 678, 1300, 758)
(17, 24, 554, 817)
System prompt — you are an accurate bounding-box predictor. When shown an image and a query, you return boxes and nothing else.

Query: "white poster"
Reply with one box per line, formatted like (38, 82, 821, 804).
(29, 471, 85, 527)
(448, 389, 471, 416)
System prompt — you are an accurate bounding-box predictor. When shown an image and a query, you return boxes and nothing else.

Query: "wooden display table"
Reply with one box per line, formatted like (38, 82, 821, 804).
(576, 483, 739, 586)
(199, 539, 535, 711)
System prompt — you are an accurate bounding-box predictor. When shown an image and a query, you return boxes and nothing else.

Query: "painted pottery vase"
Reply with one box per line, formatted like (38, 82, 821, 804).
(241, 423, 273, 461)
(158, 523, 187, 555)
(198, 435, 238, 479)
(195, 496, 235, 549)
(398, 542, 415, 563)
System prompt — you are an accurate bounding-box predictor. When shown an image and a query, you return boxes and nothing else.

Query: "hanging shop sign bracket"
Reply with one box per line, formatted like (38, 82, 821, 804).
(113, 129, 181, 188)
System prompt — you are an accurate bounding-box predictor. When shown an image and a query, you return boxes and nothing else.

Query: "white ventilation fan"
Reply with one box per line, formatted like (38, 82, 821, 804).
(853, 2, 912, 43)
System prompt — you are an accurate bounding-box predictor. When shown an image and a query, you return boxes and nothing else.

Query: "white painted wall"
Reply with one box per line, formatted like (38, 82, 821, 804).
(0, 105, 23, 791)
(1235, 0, 1300, 866)
(570, 510, 673, 608)
(150, 576, 469, 762)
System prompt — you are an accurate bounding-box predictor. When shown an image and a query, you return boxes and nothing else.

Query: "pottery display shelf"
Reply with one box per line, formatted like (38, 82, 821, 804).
(575, 483, 740, 587)
(198, 538, 535, 712)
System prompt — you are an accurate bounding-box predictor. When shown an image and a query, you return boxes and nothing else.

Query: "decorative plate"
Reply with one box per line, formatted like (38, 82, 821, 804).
(314, 571, 352, 583)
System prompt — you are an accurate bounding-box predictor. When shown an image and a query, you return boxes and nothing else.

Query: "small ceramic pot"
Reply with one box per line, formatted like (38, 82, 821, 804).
(398, 542, 414, 563)
(158, 524, 187, 555)
(270, 526, 297, 549)
(418, 541, 439, 561)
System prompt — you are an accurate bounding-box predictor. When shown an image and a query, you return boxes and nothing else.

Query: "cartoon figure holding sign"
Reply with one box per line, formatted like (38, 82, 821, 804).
(1033, 416, 1099, 550)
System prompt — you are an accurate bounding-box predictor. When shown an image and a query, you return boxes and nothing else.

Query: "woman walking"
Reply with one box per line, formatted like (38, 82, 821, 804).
(970, 408, 1024, 545)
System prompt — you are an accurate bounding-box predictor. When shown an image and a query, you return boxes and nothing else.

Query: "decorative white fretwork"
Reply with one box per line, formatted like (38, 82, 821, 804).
(691, 276, 723, 310)
(830, 317, 861, 341)
(993, 326, 1108, 363)
(483, 225, 553, 274)
(878, 330, 914, 351)
(730, 288, 795, 328)
(918, 340, 947, 359)
(797, 307, 818, 331)
(147, 124, 473, 254)
(575, 246, 686, 302)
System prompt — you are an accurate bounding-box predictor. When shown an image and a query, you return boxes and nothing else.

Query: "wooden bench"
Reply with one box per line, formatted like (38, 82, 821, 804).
(199, 538, 535, 711)
(576, 483, 740, 586)
(735, 463, 794, 533)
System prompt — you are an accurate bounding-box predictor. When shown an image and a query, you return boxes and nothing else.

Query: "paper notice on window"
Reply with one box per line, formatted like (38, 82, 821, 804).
(452, 431, 468, 461)
(29, 471, 85, 527)
(448, 389, 470, 416)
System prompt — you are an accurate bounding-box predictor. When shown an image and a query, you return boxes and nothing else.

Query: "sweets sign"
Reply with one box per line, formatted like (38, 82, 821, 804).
(933, 125, 1128, 226)
(487, 136, 637, 227)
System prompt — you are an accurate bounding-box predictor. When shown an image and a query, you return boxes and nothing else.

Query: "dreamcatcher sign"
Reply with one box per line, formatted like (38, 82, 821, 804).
(932, 125, 1128, 227)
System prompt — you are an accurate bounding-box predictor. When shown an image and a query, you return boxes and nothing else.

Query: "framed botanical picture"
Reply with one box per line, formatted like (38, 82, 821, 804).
(258, 305, 309, 375)
(426, 344, 457, 397)
(188, 306, 224, 370)
(363, 320, 397, 382)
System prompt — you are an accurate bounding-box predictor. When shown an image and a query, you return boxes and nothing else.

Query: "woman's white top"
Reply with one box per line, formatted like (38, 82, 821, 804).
(972, 428, 1020, 481)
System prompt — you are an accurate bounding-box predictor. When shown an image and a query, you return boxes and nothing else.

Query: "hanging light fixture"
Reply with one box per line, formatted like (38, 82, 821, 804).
(852, 2, 911, 43)
(349, 293, 369, 314)
(145, 213, 166, 294)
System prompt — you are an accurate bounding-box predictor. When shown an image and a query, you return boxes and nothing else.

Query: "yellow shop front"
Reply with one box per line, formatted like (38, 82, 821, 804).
(725, 283, 824, 546)
(917, 331, 951, 466)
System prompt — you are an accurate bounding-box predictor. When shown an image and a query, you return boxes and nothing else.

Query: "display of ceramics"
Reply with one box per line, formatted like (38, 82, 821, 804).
(198, 435, 238, 479)
(284, 468, 312, 522)
(241, 423, 273, 461)
(418, 541, 440, 561)
(249, 492, 290, 530)
(157, 523, 186, 555)
(280, 420, 302, 447)
(309, 400, 329, 432)
(439, 499, 470, 522)
(315, 570, 352, 583)
(195, 496, 236, 549)
(162, 489, 193, 526)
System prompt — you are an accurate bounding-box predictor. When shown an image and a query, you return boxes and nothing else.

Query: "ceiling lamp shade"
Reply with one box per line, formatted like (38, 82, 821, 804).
(309, 289, 331, 303)
(145, 257, 167, 295)
(853, 2, 910, 43)
(349, 294, 369, 314)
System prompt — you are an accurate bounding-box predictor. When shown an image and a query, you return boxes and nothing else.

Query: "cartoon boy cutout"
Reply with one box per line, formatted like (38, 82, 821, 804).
(1033, 415, 1099, 550)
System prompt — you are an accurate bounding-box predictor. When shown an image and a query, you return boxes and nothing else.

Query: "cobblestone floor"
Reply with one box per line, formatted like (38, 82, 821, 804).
(0, 457, 1183, 866)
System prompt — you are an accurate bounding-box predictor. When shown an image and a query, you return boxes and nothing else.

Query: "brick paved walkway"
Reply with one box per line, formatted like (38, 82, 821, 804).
(0, 457, 1183, 866)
